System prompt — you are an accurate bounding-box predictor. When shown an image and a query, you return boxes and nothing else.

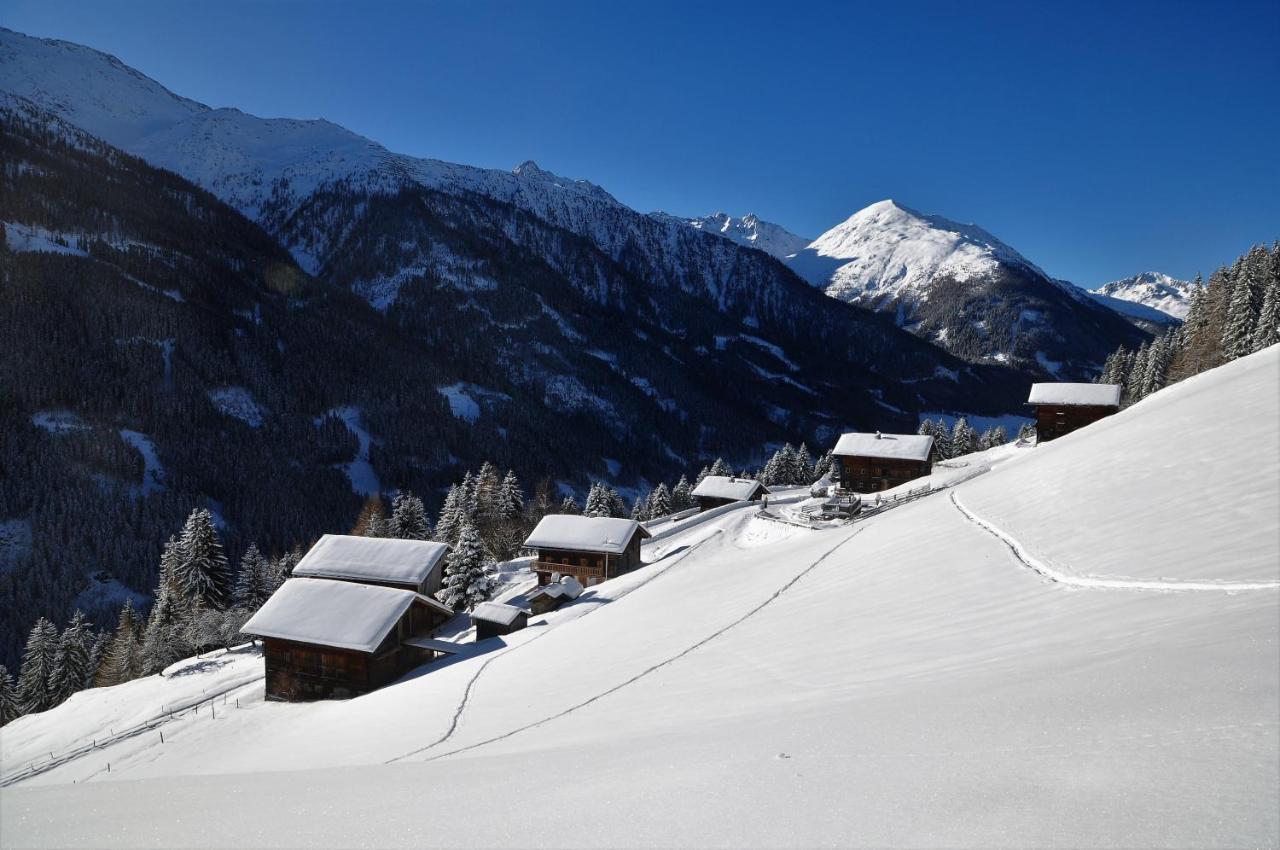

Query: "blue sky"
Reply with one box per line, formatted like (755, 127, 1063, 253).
(3, 0, 1277, 284)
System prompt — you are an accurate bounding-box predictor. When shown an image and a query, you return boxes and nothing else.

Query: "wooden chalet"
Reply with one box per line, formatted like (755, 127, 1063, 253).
(242, 578, 456, 702)
(1027, 383, 1121, 442)
(690, 475, 769, 511)
(471, 601, 529, 641)
(289, 534, 450, 596)
(523, 515, 650, 587)
(529, 575, 585, 615)
(830, 431, 934, 494)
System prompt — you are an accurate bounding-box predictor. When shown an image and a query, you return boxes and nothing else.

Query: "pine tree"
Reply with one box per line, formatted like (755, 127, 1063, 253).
(695, 465, 712, 485)
(672, 475, 693, 511)
(50, 611, 93, 705)
(990, 426, 1008, 446)
(1017, 421, 1036, 443)
(631, 489, 652, 521)
(917, 418, 933, 436)
(559, 495, 581, 515)
(233, 543, 272, 611)
(0, 665, 17, 726)
(584, 482, 609, 517)
(388, 492, 432, 540)
(1252, 277, 1280, 353)
(175, 508, 232, 611)
(606, 485, 627, 518)
(357, 496, 388, 538)
(951, 418, 977, 457)
(474, 462, 501, 520)
(648, 483, 672, 518)
(458, 471, 479, 521)
(98, 599, 143, 686)
(813, 450, 833, 481)
(435, 484, 464, 544)
(708, 458, 732, 477)
(497, 469, 525, 521)
(795, 443, 814, 483)
(141, 536, 189, 674)
(16, 617, 59, 713)
(1221, 247, 1265, 360)
(437, 519, 494, 611)
(932, 419, 953, 460)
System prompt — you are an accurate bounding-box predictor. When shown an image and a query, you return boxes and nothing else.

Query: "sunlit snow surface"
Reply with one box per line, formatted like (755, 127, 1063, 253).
(2, 353, 1277, 848)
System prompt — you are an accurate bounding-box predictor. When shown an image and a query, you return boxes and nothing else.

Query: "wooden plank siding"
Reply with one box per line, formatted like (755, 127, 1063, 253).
(532, 532, 644, 587)
(1033, 403, 1117, 442)
(832, 453, 932, 494)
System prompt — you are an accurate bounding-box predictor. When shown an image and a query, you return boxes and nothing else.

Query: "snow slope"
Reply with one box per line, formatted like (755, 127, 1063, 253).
(3, 350, 1277, 848)
(664, 212, 810, 260)
(787, 199, 1047, 303)
(1090, 271, 1194, 320)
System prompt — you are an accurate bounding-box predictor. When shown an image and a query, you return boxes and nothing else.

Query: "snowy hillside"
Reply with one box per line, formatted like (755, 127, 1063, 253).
(1090, 271, 1194, 320)
(787, 199, 1047, 302)
(659, 211, 810, 260)
(3, 348, 1277, 848)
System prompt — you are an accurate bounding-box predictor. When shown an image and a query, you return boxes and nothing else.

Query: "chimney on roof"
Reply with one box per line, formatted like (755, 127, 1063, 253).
(730, 474, 737, 481)
(875, 431, 882, 439)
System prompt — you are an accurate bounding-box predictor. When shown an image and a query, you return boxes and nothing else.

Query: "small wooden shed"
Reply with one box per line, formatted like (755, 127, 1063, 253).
(523, 515, 650, 587)
(290, 534, 451, 596)
(471, 601, 529, 641)
(528, 575, 585, 615)
(830, 431, 934, 494)
(242, 577, 456, 702)
(689, 475, 770, 511)
(1027, 383, 1121, 442)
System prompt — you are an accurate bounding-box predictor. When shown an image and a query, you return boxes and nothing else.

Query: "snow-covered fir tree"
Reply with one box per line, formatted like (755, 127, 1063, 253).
(795, 443, 814, 483)
(0, 665, 17, 726)
(49, 610, 93, 705)
(931, 420, 953, 460)
(437, 519, 495, 611)
(97, 599, 143, 687)
(813, 450, 833, 481)
(1252, 276, 1279, 352)
(16, 617, 59, 713)
(175, 508, 232, 611)
(141, 535, 191, 674)
(648, 483, 672, 519)
(672, 475, 693, 512)
(708, 457, 732, 477)
(497, 470, 525, 521)
(631, 491, 651, 521)
(1017, 421, 1036, 443)
(584, 482, 610, 517)
(388, 492, 432, 540)
(233, 543, 272, 611)
(435, 484, 464, 544)
(357, 496, 388, 537)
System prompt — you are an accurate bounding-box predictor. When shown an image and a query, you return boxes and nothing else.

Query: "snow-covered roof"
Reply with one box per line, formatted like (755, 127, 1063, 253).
(1027, 383, 1122, 407)
(290, 534, 449, 586)
(241, 578, 448, 653)
(691, 476, 769, 501)
(535, 576, 586, 602)
(832, 432, 934, 462)
(471, 601, 526, 626)
(523, 515, 648, 554)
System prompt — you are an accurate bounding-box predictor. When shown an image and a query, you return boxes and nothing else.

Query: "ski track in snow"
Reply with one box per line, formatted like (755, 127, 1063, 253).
(405, 525, 864, 765)
(385, 529, 723, 764)
(950, 492, 1280, 592)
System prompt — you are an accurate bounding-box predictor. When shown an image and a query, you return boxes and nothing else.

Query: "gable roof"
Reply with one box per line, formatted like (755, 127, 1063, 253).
(523, 515, 649, 554)
(832, 432, 934, 462)
(1027, 383, 1122, 407)
(241, 578, 450, 653)
(471, 601, 526, 626)
(291, 534, 450, 586)
(690, 475, 769, 501)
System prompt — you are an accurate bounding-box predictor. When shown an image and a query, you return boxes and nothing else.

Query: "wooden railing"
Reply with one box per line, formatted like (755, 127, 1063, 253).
(532, 560, 604, 578)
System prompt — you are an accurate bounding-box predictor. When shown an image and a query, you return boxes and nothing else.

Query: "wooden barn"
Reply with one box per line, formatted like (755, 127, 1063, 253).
(289, 534, 450, 596)
(830, 431, 934, 494)
(690, 475, 770, 511)
(529, 575, 585, 615)
(1027, 382, 1122, 442)
(471, 601, 529, 641)
(523, 515, 650, 587)
(241, 577, 456, 702)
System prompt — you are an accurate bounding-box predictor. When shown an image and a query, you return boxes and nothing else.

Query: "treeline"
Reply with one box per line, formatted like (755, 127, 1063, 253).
(917, 417, 1020, 459)
(1100, 243, 1279, 405)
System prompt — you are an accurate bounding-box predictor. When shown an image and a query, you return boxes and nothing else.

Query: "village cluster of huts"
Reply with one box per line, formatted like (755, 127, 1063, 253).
(245, 381, 1118, 701)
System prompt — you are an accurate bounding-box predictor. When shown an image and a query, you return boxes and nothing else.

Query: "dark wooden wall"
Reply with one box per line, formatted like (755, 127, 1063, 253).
(833, 454, 931, 493)
(1034, 404, 1117, 441)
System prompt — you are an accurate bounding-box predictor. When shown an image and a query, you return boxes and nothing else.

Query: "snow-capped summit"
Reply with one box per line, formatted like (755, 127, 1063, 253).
(786, 199, 1045, 302)
(676, 212, 811, 261)
(1089, 271, 1194, 320)
(784, 199, 1145, 377)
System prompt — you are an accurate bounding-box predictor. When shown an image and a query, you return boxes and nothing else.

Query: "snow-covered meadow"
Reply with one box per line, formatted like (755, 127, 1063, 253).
(1, 349, 1277, 848)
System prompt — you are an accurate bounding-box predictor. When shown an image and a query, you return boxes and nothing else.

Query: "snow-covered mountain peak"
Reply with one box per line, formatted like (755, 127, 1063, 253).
(787, 198, 1045, 304)
(676, 211, 810, 261)
(1089, 271, 1194, 320)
